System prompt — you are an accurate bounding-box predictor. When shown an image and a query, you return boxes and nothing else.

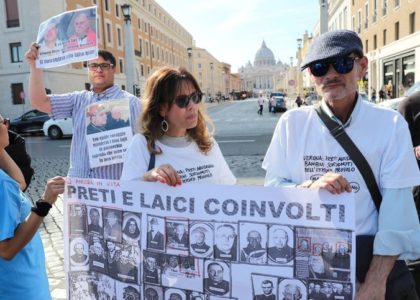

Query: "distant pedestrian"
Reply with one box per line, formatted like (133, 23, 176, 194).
(295, 95, 303, 107)
(269, 96, 276, 113)
(257, 94, 264, 115)
(379, 88, 386, 102)
(370, 87, 377, 103)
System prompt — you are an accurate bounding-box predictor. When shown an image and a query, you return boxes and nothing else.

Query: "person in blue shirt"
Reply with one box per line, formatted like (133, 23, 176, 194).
(0, 114, 65, 300)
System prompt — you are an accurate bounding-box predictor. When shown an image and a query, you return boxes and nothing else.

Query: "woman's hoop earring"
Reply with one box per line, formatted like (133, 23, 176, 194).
(161, 119, 169, 132)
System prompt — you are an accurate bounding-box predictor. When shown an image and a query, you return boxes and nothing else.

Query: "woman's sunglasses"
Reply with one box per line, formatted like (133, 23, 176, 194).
(174, 92, 203, 108)
(309, 56, 359, 77)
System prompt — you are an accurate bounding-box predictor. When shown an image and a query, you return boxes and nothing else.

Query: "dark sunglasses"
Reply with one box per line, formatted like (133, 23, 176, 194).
(309, 56, 360, 77)
(174, 92, 202, 108)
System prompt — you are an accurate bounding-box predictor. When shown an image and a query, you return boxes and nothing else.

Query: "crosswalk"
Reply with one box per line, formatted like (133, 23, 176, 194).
(212, 116, 280, 123)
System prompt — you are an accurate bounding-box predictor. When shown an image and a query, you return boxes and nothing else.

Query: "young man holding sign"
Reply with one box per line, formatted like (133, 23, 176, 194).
(26, 45, 140, 180)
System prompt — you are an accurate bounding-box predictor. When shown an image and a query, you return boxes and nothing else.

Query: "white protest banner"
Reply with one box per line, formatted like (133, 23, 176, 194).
(85, 99, 133, 168)
(64, 178, 356, 300)
(36, 6, 98, 68)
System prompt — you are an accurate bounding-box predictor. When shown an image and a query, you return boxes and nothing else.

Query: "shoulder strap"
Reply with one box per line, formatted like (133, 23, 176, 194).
(315, 105, 382, 211)
(145, 136, 156, 171)
(148, 148, 155, 171)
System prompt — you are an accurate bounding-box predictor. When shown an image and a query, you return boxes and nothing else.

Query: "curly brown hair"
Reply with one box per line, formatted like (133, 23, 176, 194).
(139, 66, 213, 155)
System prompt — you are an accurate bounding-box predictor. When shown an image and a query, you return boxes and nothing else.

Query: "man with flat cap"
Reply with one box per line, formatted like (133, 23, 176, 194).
(147, 217, 164, 250)
(262, 29, 420, 299)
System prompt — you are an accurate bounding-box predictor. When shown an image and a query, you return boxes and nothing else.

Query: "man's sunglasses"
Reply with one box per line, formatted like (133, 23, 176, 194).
(174, 92, 203, 108)
(88, 63, 114, 71)
(309, 56, 360, 77)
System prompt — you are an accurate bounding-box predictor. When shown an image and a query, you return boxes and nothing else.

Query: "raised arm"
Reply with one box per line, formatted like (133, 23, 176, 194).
(25, 42, 52, 113)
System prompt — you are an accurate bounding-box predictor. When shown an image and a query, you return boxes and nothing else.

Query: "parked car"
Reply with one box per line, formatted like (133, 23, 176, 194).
(378, 81, 420, 110)
(269, 92, 287, 112)
(43, 117, 73, 139)
(9, 109, 50, 134)
(273, 96, 287, 112)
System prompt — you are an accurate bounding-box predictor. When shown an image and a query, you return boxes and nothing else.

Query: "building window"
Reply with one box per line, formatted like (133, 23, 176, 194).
(365, 39, 369, 52)
(147, 66, 150, 75)
(138, 18, 141, 29)
(395, 22, 399, 40)
(372, 0, 377, 22)
(115, 4, 119, 17)
(119, 58, 124, 73)
(382, 0, 387, 16)
(104, 0, 110, 12)
(157, 47, 160, 60)
(394, 0, 400, 7)
(5, 0, 19, 28)
(152, 45, 154, 58)
(11, 83, 24, 104)
(138, 38, 143, 56)
(146, 42, 149, 57)
(117, 28, 122, 47)
(357, 10, 361, 33)
(105, 23, 111, 43)
(374, 34, 377, 49)
(364, 3, 368, 28)
(140, 65, 144, 76)
(383, 29, 387, 45)
(402, 55, 415, 88)
(97, 18, 100, 39)
(10, 42, 23, 63)
(410, 12, 416, 34)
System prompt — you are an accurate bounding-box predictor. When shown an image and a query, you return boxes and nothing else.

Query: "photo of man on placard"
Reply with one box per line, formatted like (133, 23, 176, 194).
(69, 204, 87, 235)
(203, 261, 230, 296)
(167, 221, 189, 251)
(87, 206, 103, 236)
(213, 224, 237, 261)
(103, 209, 122, 242)
(267, 225, 294, 264)
(190, 224, 212, 257)
(240, 222, 267, 264)
(143, 251, 161, 285)
(147, 216, 165, 251)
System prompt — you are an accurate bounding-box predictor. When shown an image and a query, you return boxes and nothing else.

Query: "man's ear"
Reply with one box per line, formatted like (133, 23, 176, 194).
(358, 56, 369, 80)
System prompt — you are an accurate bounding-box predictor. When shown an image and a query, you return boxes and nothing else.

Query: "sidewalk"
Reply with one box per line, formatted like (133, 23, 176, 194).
(25, 155, 265, 299)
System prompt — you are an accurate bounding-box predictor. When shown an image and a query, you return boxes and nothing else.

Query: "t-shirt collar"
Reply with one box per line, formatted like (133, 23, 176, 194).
(320, 93, 362, 128)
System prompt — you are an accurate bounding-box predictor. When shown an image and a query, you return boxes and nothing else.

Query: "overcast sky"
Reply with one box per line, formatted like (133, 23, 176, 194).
(155, 0, 320, 72)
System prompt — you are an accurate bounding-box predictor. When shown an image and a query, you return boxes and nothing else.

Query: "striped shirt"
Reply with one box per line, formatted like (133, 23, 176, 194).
(50, 85, 141, 179)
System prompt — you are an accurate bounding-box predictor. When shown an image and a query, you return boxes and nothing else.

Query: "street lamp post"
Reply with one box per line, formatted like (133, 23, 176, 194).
(210, 62, 214, 98)
(296, 38, 303, 97)
(121, 4, 136, 95)
(187, 47, 193, 73)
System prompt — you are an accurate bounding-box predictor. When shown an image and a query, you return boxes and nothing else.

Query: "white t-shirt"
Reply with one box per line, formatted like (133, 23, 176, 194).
(263, 98, 420, 235)
(121, 134, 236, 185)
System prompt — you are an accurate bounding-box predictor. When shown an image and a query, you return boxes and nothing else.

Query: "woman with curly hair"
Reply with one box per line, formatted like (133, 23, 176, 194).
(121, 66, 235, 186)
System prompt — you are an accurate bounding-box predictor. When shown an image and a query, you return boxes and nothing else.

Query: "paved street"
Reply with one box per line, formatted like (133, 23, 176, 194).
(23, 99, 278, 299)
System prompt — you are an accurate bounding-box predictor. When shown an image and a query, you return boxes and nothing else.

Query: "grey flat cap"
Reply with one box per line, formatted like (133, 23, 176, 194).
(301, 30, 363, 71)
